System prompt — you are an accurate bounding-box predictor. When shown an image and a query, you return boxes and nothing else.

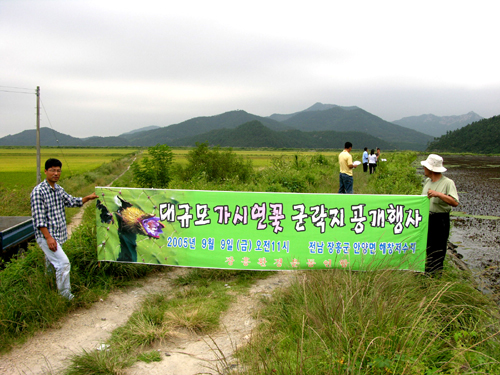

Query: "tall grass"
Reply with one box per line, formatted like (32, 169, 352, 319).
(236, 268, 500, 374)
(228, 151, 500, 374)
(167, 150, 421, 196)
(364, 151, 423, 195)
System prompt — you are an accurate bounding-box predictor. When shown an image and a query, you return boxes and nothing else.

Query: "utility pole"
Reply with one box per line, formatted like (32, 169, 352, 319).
(36, 86, 41, 184)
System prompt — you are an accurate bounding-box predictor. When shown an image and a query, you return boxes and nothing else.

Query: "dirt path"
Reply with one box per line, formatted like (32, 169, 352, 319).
(0, 269, 177, 374)
(0, 266, 293, 375)
(1, 187, 295, 374)
(0, 159, 297, 374)
(125, 271, 294, 375)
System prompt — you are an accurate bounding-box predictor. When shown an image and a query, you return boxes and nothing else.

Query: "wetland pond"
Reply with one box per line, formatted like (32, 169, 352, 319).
(423, 155, 500, 298)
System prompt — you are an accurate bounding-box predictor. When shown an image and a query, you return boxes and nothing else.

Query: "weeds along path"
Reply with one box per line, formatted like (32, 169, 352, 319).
(1, 268, 294, 375)
(0, 269, 181, 374)
(125, 271, 294, 375)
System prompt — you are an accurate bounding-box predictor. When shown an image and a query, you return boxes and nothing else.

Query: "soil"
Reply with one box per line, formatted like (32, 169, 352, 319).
(443, 155, 500, 300)
(0, 248, 294, 375)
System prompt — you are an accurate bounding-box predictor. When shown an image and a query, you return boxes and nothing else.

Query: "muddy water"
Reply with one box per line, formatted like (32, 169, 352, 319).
(424, 155, 500, 297)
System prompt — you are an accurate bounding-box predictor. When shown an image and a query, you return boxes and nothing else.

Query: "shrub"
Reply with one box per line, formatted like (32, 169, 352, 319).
(132, 144, 174, 188)
(180, 142, 253, 183)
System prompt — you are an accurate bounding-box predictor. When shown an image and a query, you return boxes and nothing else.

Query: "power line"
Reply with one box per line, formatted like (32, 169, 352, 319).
(2, 85, 74, 177)
(40, 99, 73, 177)
(0, 85, 34, 91)
(0, 89, 35, 95)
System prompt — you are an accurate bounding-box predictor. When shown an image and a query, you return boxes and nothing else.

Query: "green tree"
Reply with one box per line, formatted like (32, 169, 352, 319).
(132, 144, 174, 188)
(182, 142, 253, 182)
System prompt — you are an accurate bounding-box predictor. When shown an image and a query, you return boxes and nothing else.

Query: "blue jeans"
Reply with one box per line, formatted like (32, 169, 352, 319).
(338, 173, 353, 194)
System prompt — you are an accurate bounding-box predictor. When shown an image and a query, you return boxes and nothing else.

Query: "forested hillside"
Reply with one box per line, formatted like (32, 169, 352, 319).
(170, 121, 395, 149)
(279, 106, 433, 150)
(426, 115, 500, 153)
(393, 111, 483, 137)
(124, 110, 289, 146)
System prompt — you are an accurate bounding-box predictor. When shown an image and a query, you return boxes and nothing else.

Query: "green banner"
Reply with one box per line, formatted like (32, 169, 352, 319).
(95, 187, 429, 272)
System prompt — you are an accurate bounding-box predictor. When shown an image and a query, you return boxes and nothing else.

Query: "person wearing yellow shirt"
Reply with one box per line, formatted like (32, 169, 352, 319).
(338, 141, 357, 194)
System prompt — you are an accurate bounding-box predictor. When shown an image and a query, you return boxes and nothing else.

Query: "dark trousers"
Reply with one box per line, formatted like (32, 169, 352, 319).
(369, 163, 376, 174)
(425, 212, 450, 274)
(338, 173, 353, 194)
(363, 162, 368, 172)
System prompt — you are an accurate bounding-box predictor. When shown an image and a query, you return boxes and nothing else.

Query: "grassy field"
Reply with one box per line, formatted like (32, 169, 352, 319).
(0, 147, 140, 189)
(154, 147, 354, 168)
(4, 146, 498, 374)
(0, 146, 369, 189)
(0, 147, 140, 217)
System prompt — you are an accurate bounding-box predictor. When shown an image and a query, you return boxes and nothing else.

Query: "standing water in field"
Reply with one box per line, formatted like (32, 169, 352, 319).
(421, 155, 500, 298)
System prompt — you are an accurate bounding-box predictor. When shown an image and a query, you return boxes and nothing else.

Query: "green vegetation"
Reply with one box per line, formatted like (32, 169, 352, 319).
(64, 268, 270, 374)
(364, 151, 423, 195)
(1, 146, 499, 374)
(427, 115, 500, 154)
(177, 142, 254, 183)
(237, 268, 500, 374)
(0, 149, 138, 218)
(0, 147, 139, 188)
(131, 143, 174, 188)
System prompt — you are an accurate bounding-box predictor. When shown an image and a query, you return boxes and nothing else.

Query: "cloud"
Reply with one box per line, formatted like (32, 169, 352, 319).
(1, 0, 499, 138)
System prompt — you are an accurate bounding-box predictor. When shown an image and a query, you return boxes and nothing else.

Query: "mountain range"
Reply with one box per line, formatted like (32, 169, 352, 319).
(169, 120, 395, 149)
(0, 103, 482, 150)
(392, 111, 483, 137)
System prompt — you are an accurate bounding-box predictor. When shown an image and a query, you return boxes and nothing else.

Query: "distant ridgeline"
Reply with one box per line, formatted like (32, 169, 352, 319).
(393, 111, 483, 138)
(427, 115, 500, 154)
(0, 103, 434, 150)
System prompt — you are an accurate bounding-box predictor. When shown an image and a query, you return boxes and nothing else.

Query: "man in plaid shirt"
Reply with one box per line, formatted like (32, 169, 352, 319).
(31, 158, 98, 300)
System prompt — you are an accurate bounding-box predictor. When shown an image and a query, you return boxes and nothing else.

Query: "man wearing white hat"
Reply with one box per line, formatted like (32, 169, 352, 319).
(421, 154, 459, 275)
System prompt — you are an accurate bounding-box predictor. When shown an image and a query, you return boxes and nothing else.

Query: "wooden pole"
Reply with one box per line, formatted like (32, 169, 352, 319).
(36, 86, 41, 184)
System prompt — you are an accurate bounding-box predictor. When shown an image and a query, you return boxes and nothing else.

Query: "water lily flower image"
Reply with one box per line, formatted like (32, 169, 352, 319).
(141, 217, 164, 239)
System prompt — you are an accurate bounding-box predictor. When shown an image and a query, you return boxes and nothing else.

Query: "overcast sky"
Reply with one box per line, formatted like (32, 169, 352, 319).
(1, 0, 499, 139)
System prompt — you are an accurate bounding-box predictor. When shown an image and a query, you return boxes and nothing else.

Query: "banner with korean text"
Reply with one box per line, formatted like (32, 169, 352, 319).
(95, 187, 429, 272)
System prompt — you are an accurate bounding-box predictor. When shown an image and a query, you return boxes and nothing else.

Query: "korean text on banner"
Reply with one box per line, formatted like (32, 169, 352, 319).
(95, 187, 429, 272)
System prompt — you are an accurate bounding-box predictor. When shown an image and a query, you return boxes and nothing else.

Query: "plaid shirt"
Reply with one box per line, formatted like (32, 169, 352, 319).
(30, 180, 83, 244)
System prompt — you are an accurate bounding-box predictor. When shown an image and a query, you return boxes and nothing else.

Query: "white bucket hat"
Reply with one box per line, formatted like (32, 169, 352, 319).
(421, 154, 447, 173)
